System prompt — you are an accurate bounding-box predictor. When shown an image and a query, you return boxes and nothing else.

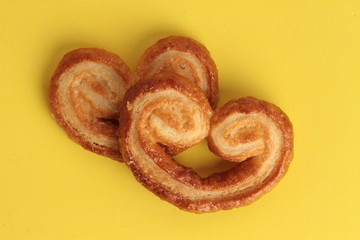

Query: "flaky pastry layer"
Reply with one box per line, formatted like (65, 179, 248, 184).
(136, 36, 219, 109)
(49, 48, 131, 160)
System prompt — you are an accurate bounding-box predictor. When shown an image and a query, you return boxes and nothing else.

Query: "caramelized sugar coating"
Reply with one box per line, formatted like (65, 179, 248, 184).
(49, 48, 131, 160)
(120, 85, 293, 212)
(136, 36, 219, 109)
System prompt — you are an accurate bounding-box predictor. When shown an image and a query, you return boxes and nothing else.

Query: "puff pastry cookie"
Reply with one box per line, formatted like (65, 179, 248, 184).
(49, 48, 131, 160)
(119, 76, 293, 213)
(136, 36, 219, 109)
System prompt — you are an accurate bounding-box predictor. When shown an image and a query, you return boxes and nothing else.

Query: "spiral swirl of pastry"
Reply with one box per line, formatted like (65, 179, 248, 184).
(120, 84, 293, 212)
(208, 97, 293, 163)
(136, 36, 219, 109)
(49, 48, 131, 160)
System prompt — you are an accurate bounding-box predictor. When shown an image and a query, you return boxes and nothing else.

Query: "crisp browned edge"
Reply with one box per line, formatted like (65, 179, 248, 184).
(119, 87, 293, 213)
(205, 97, 294, 212)
(135, 36, 219, 109)
(49, 48, 131, 161)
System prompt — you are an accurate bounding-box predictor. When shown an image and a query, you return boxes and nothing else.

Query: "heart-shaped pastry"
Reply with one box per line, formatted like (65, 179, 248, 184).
(118, 73, 293, 213)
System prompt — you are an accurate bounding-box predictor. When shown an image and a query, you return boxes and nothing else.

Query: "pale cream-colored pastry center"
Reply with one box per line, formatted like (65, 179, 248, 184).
(58, 61, 126, 148)
(148, 50, 209, 95)
(130, 90, 211, 147)
(211, 114, 267, 161)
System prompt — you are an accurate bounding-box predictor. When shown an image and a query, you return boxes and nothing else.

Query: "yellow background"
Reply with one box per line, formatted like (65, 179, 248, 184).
(1, 0, 359, 239)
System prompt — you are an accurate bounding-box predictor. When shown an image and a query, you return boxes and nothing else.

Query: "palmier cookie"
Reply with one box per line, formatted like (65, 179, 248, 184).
(135, 36, 219, 109)
(49, 48, 131, 160)
(120, 86, 293, 212)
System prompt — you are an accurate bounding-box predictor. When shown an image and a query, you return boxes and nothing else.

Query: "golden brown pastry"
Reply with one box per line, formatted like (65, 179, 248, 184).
(135, 36, 219, 109)
(49, 48, 131, 160)
(119, 82, 293, 213)
(208, 97, 293, 163)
